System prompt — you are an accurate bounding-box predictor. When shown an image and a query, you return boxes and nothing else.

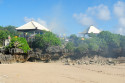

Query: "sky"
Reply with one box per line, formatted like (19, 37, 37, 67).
(0, 0, 125, 35)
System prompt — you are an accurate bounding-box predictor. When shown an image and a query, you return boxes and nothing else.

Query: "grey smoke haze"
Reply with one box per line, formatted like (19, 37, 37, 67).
(24, 1, 125, 35)
(24, 17, 67, 35)
(24, 2, 68, 35)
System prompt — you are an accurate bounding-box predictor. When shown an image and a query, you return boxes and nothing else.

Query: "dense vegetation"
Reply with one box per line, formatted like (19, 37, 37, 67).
(32, 31, 61, 50)
(0, 25, 125, 59)
(0, 26, 30, 53)
(0, 26, 61, 53)
(66, 31, 125, 59)
(0, 26, 20, 46)
(6, 37, 31, 53)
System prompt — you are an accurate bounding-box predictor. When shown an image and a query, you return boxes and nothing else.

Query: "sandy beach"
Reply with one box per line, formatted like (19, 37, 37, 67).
(0, 62, 125, 83)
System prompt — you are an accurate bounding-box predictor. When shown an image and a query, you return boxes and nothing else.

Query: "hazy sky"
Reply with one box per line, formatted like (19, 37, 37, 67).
(0, 0, 125, 35)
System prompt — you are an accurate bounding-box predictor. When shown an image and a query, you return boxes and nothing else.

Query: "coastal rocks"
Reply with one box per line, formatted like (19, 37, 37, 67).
(28, 46, 68, 62)
(63, 56, 122, 66)
(0, 53, 15, 64)
(46, 46, 68, 54)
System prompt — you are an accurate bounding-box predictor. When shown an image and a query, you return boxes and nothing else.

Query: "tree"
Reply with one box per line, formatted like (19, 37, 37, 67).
(98, 31, 120, 48)
(0, 26, 4, 30)
(69, 34, 81, 46)
(65, 42, 75, 51)
(85, 38, 99, 52)
(0, 30, 9, 46)
(6, 37, 30, 53)
(88, 33, 97, 38)
(75, 43, 88, 54)
(33, 31, 61, 49)
(4, 25, 20, 37)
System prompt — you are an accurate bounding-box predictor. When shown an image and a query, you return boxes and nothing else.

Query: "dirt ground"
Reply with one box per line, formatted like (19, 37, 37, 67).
(0, 62, 125, 83)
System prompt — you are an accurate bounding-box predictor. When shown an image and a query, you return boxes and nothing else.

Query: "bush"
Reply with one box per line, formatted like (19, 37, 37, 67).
(0, 30, 10, 46)
(66, 31, 125, 58)
(6, 37, 30, 53)
(75, 43, 88, 54)
(33, 31, 61, 49)
(65, 42, 75, 51)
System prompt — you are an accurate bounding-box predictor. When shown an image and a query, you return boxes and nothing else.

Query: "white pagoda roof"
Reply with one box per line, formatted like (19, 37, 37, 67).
(16, 21, 49, 31)
(79, 26, 101, 34)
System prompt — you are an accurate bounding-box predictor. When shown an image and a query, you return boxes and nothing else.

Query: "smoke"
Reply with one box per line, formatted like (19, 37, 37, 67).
(48, 19, 67, 34)
(24, 2, 68, 35)
(24, 17, 67, 35)
(48, 2, 68, 35)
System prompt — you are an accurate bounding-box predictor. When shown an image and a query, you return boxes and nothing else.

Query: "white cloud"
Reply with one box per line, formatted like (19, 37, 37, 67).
(87, 4, 110, 20)
(114, 1, 125, 17)
(116, 26, 125, 35)
(119, 17, 125, 27)
(73, 4, 110, 27)
(73, 13, 95, 27)
(113, 1, 125, 35)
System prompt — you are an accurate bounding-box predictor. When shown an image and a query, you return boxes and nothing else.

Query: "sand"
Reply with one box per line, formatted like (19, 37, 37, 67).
(0, 62, 125, 83)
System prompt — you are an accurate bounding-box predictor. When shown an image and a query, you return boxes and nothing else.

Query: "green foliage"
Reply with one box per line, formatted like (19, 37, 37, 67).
(69, 34, 81, 46)
(0, 30, 9, 40)
(86, 38, 99, 52)
(98, 31, 120, 48)
(88, 33, 97, 38)
(0, 26, 20, 46)
(67, 31, 125, 58)
(7, 37, 30, 53)
(0, 25, 20, 37)
(0, 26, 4, 30)
(4, 25, 20, 37)
(70, 34, 78, 40)
(75, 43, 88, 54)
(120, 36, 125, 48)
(0, 30, 9, 46)
(65, 42, 74, 51)
(33, 31, 61, 49)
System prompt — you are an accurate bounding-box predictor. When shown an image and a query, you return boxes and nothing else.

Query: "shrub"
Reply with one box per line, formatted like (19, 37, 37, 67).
(6, 37, 30, 53)
(33, 31, 61, 49)
(65, 42, 75, 51)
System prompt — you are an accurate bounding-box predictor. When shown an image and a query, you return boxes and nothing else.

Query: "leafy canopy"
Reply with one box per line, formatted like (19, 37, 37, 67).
(7, 37, 30, 53)
(33, 31, 61, 49)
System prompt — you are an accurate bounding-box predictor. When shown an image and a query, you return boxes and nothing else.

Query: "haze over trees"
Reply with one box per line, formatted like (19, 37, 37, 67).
(0, 25, 125, 59)
(66, 31, 125, 59)
(32, 31, 61, 50)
